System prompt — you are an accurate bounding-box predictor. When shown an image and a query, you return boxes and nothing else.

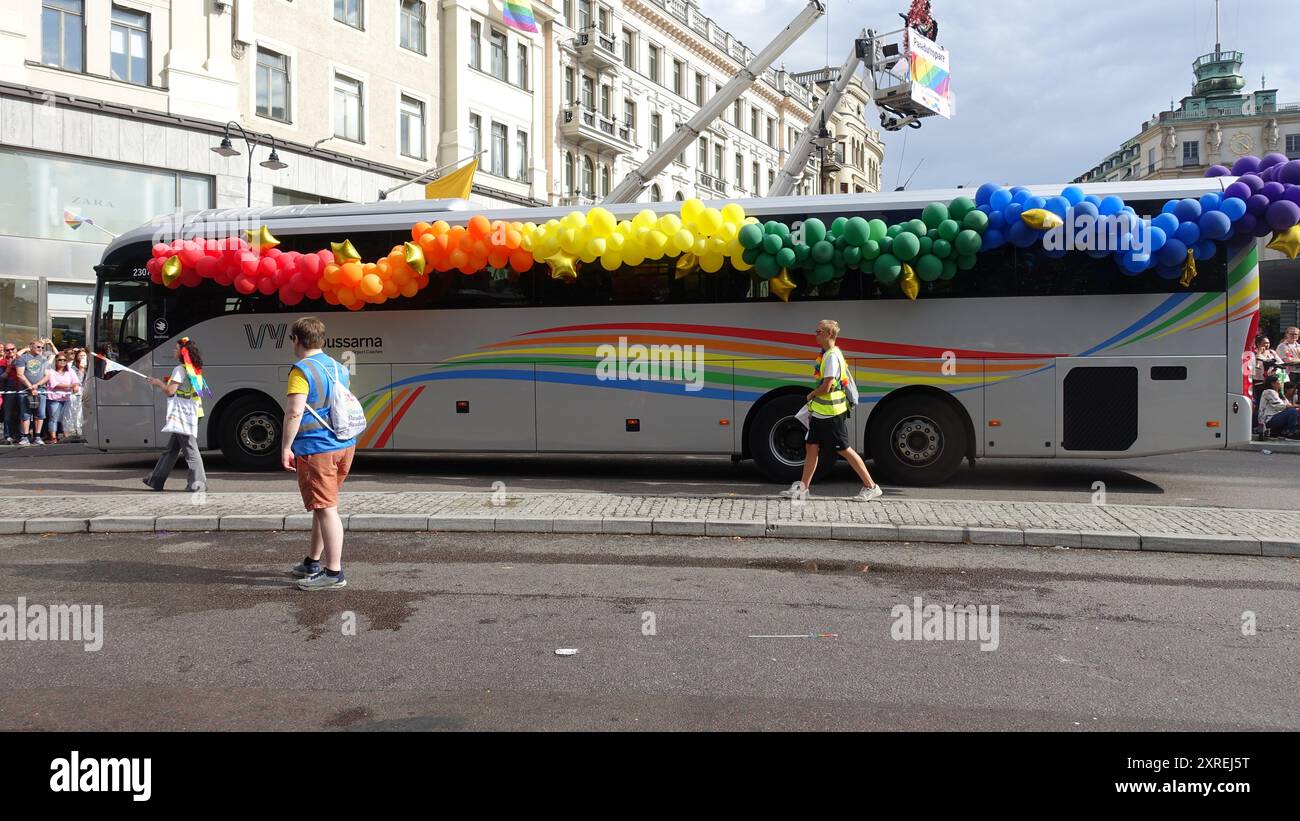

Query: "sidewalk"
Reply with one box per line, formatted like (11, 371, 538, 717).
(1, 490, 1297, 558)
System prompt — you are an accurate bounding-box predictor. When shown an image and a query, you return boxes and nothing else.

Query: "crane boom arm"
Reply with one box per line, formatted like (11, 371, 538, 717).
(601, 0, 826, 204)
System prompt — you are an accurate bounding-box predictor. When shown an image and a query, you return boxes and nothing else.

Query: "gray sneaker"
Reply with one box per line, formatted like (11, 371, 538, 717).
(297, 571, 347, 591)
(854, 484, 884, 502)
(289, 558, 322, 578)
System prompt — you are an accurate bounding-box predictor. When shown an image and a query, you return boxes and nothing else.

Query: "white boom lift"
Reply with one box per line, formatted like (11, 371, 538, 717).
(601, 0, 826, 205)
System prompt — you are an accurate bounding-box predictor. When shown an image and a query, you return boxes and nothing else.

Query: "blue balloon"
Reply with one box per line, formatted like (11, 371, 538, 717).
(1173, 198, 1202, 222)
(1199, 193, 1222, 212)
(982, 228, 1005, 249)
(1009, 221, 1038, 248)
(1198, 210, 1232, 240)
(1045, 196, 1071, 219)
(1192, 239, 1216, 260)
(1119, 250, 1147, 275)
(1003, 202, 1024, 225)
(1025, 196, 1047, 212)
(1161, 200, 1179, 214)
(1174, 220, 1201, 245)
(976, 203, 991, 214)
(990, 188, 1012, 210)
(1155, 264, 1183, 280)
(1010, 186, 1031, 197)
(1158, 237, 1188, 266)
(1011, 189, 1031, 206)
(1219, 196, 1247, 222)
(1152, 212, 1180, 235)
(975, 182, 1000, 206)
(1099, 195, 1125, 216)
(1147, 225, 1167, 253)
(1061, 185, 1085, 206)
(1074, 201, 1100, 219)
(989, 210, 1006, 229)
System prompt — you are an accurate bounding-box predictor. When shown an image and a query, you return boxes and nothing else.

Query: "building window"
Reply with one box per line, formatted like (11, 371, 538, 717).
(694, 72, 704, 105)
(675, 191, 684, 201)
(734, 153, 743, 188)
(768, 169, 775, 189)
(470, 21, 481, 69)
(697, 137, 707, 170)
(565, 68, 575, 103)
(490, 122, 508, 176)
(649, 45, 661, 84)
(600, 85, 611, 117)
(624, 99, 636, 132)
(110, 6, 149, 86)
(255, 48, 290, 122)
(600, 164, 610, 197)
(469, 113, 482, 158)
(1182, 140, 1200, 166)
(582, 155, 594, 196)
(564, 0, 574, 26)
(650, 113, 661, 150)
(1286, 133, 1300, 158)
(767, 117, 775, 146)
(733, 100, 742, 126)
(1148, 147, 1156, 173)
(672, 60, 684, 96)
(563, 151, 574, 194)
(517, 131, 529, 181)
(578, 0, 591, 30)
(42, 0, 84, 72)
(598, 7, 610, 34)
(400, 0, 426, 54)
(333, 73, 364, 142)
(581, 75, 595, 109)
(490, 29, 507, 81)
(752, 160, 760, 194)
(334, 0, 363, 29)
(399, 95, 425, 160)
(622, 28, 634, 69)
(714, 144, 723, 179)
(517, 43, 529, 90)
(649, 184, 661, 202)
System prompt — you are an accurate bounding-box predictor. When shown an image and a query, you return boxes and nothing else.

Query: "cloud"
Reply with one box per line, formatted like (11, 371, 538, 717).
(695, 0, 1300, 190)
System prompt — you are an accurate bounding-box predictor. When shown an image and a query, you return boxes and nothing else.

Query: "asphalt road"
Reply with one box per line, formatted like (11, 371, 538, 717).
(1, 530, 1296, 731)
(0, 442, 1295, 509)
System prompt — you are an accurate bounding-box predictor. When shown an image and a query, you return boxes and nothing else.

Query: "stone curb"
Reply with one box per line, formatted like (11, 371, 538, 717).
(88, 516, 157, 533)
(25, 518, 88, 534)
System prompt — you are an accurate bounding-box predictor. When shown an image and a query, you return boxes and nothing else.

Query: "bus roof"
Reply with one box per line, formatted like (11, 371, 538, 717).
(103, 177, 1233, 260)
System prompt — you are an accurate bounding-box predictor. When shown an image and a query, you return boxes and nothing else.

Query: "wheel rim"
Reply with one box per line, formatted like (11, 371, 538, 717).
(891, 414, 943, 467)
(769, 415, 807, 468)
(236, 411, 278, 456)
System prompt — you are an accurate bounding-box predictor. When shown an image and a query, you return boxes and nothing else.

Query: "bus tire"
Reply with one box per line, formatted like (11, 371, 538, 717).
(749, 394, 837, 484)
(218, 394, 282, 471)
(866, 394, 967, 486)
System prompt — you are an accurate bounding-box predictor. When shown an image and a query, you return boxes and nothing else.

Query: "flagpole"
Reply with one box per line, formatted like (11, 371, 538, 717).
(377, 150, 487, 202)
(91, 352, 151, 381)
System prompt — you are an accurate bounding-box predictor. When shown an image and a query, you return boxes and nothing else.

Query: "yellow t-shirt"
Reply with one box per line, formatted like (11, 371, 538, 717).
(286, 366, 309, 396)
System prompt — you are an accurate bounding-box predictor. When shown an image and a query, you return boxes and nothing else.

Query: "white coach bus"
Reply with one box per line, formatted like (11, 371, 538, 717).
(86, 180, 1257, 485)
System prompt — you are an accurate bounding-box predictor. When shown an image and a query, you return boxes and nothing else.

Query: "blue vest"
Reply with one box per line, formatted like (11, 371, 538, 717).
(292, 353, 357, 456)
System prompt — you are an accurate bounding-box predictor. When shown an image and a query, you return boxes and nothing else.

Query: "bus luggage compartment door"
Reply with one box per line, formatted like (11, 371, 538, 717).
(983, 361, 1057, 457)
(388, 363, 536, 451)
(1055, 356, 1223, 455)
(92, 366, 156, 449)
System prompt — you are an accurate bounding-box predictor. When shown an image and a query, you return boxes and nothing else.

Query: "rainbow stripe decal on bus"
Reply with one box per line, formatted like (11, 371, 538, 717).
(353, 244, 1258, 449)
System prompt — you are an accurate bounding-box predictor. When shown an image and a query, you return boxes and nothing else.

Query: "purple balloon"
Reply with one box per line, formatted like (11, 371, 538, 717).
(1261, 152, 1289, 169)
(1224, 181, 1252, 200)
(1247, 193, 1271, 216)
(1262, 166, 1278, 183)
(1239, 174, 1264, 194)
(1261, 181, 1286, 202)
(1266, 200, 1300, 231)
(1254, 218, 1276, 237)
(1237, 213, 1257, 235)
(1232, 155, 1262, 175)
(1205, 164, 1231, 178)
(1285, 186, 1300, 207)
(1280, 161, 1300, 186)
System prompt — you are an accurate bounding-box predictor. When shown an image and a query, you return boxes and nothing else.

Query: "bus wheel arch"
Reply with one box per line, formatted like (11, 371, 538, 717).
(743, 388, 837, 484)
(865, 386, 974, 486)
(210, 389, 283, 471)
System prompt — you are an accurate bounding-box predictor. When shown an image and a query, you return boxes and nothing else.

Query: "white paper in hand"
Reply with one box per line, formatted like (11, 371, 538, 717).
(795, 405, 811, 429)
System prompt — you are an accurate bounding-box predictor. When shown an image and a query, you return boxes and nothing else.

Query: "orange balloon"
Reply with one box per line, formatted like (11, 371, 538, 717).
(432, 220, 450, 235)
(509, 249, 535, 272)
(323, 264, 342, 284)
(448, 249, 468, 270)
(400, 281, 419, 298)
(418, 232, 437, 254)
(336, 286, 355, 304)
(341, 262, 364, 287)
(376, 258, 390, 275)
(488, 248, 510, 269)
(415, 274, 430, 289)
(359, 273, 383, 297)
(316, 276, 330, 292)
(346, 300, 364, 311)
(382, 280, 400, 298)
(431, 233, 451, 257)
(504, 228, 522, 250)
(323, 290, 340, 305)
(412, 222, 430, 241)
(391, 265, 412, 286)
(468, 214, 491, 239)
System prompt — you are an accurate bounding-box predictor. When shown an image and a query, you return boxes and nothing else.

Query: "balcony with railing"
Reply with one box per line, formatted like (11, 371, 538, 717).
(560, 103, 636, 154)
(697, 171, 727, 195)
(558, 193, 597, 206)
(576, 25, 619, 70)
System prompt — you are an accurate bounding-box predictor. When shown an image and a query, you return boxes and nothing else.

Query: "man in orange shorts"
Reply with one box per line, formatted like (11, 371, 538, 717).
(281, 316, 357, 591)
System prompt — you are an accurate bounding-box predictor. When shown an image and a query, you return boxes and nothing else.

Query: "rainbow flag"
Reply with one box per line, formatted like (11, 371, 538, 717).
(63, 208, 83, 229)
(502, 0, 538, 34)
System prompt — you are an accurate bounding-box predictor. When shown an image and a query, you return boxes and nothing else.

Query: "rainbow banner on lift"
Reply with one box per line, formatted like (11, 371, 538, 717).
(908, 28, 953, 118)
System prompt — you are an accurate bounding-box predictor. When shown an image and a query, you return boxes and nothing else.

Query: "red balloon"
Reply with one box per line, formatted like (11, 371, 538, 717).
(145, 257, 163, 275)
(279, 287, 305, 306)
(256, 276, 278, 295)
(239, 253, 260, 277)
(317, 249, 335, 266)
(290, 271, 312, 292)
(152, 243, 170, 259)
(299, 253, 321, 279)
(195, 256, 219, 278)
(258, 256, 277, 277)
(234, 276, 256, 295)
(180, 269, 202, 288)
(214, 270, 235, 287)
(265, 247, 282, 259)
(170, 238, 185, 252)
(149, 269, 163, 285)
(274, 267, 292, 288)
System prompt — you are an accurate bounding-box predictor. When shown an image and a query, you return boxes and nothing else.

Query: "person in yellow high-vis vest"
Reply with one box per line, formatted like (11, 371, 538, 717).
(780, 319, 883, 501)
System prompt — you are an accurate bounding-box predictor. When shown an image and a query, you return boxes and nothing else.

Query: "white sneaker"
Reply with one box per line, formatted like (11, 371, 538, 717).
(32, 437, 44, 446)
(17, 438, 30, 446)
(779, 483, 810, 499)
(854, 484, 883, 501)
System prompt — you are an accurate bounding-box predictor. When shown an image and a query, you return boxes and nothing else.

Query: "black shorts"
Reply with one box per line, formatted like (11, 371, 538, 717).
(807, 412, 851, 451)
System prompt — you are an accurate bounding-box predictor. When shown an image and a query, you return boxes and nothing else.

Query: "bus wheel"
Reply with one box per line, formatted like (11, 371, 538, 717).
(218, 395, 282, 471)
(867, 394, 967, 486)
(749, 394, 836, 484)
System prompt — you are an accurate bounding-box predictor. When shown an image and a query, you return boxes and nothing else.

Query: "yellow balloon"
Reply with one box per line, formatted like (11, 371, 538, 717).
(706, 236, 727, 254)
(587, 207, 616, 236)
(720, 221, 739, 241)
(562, 211, 586, 229)
(623, 245, 646, 266)
(681, 198, 706, 224)
(600, 252, 623, 271)
(633, 210, 657, 231)
(657, 214, 682, 235)
(559, 227, 582, 254)
(607, 232, 626, 252)
(579, 245, 600, 264)
(645, 230, 668, 259)
(721, 203, 746, 225)
(731, 253, 753, 272)
(523, 221, 537, 234)
(700, 253, 725, 273)
(672, 228, 695, 254)
(693, 238, 708, 255)
(587, 237, 608, 258)
(521, 234, 534, 252)
(698, 208, 724, 237)
(616, 220, 634, 237)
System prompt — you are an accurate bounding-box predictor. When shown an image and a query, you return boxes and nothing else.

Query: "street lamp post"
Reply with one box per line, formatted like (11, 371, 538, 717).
(210, 121, 288, 207)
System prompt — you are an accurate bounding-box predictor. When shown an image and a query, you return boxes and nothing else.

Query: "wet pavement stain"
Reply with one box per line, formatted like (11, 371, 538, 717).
(292, 590, 428, 640)
(323, 706, 373, 728)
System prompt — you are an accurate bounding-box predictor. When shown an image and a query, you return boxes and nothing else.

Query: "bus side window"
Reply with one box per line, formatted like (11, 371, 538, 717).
(95, 278, 151, 372)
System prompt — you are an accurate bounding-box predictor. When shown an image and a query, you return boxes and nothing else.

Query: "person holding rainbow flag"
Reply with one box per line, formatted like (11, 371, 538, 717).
(142, 337, 210, 492)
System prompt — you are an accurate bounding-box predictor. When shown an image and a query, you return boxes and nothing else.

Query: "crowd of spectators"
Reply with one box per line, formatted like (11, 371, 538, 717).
(0, 339, 88, 446)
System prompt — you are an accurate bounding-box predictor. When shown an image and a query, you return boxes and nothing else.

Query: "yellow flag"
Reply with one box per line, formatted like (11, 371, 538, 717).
(425, 159, 477, 200)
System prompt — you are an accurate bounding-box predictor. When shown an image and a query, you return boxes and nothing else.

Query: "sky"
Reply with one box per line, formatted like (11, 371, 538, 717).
(694, 0, 1300, 191)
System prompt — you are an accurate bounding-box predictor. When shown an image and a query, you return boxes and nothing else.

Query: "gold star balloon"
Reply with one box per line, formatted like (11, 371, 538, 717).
(161, 254, 183, 286)
(1267, 224, 1300, 260)
(331, 239, 361, 262)
(899, 262, 919, 300)
(245, 224, 280, 250)
(768, 269, 796, 302)
(674, 253, 699, 279)
(1020, 209, 1064, 231)
(403, 241, 427, 275)
(544, 251, 578, 282)
(1179, 248, 1198, 288)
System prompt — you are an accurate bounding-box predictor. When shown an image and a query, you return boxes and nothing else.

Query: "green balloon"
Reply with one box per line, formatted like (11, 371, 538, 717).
(833, 235, 847, 250)
(906, 219, 928, 237)
(755, 253, 779, 279)
(873, 253, 902, 284)
(844, 217, 870, 245)
(886, 224, 902, 239)
(738, 224, 765, 249)
(762, 233, 784, 254)
(948, 196, 976, 222)
(861, 239, 880, 260)
(868, 219, 888, 242)
(922, 202, 949, 229)
(831, 217, 848, 236)
(956, 254, 977, 271)
(811, 240, 834, 263)
(808, 263, 835, 285)
(794, 244, 811, 263)
(927, 228, 940, 240)
(763, 220, 783, 235)
(955, 229, 983, 256)
(843, 246, 862, 266)
(940, 259, 958, 280)
(774, 222, 791, 239)
(937, 219, 961, 242)
(804, 218, 827, 245)
(832, 249, 845, 266)
(932, 239, 952, 259)
(742, 247, 760, 264)
(892, 232, 920, 261)
(915, 254, 943, 282)
(776, 247, 796, 268)
(963, 210, 990, 233)
(917, 236, 933, 256)
(879, 236, 893, 254)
